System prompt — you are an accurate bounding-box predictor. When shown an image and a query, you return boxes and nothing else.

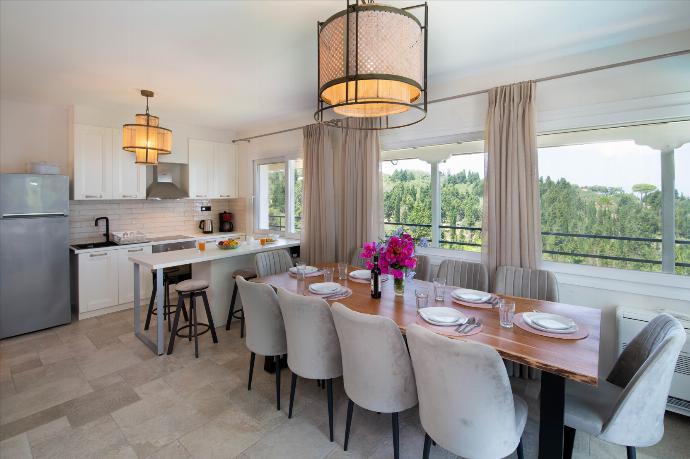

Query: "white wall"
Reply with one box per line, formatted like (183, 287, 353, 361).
(235, 30, 690, 315)
(0, 100, 69, 173)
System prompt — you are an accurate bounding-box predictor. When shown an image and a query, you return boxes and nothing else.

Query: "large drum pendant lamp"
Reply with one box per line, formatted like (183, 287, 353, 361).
(122, 90, 172, 165)
(315, 0, 428, 130)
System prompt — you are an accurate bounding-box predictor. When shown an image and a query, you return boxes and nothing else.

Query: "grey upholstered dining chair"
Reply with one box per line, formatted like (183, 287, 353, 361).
(350, 246, 431, 281)
(235, 276, 287, 410)
(407, 324, 527, 459)
(494, 265, 559, 379)
(277, 289, 343, 442)
(564, 313, 686, 459)
(254, 249, 293, 277)
(331, 302, 417, 459)
(435, 259, 489, 291)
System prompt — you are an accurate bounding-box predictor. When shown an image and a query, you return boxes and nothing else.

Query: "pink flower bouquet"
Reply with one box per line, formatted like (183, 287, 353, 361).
(360, 232, 418, 280)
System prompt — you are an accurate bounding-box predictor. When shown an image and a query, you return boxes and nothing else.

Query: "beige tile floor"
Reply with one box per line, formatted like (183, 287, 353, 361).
(1, 309, 689, 459)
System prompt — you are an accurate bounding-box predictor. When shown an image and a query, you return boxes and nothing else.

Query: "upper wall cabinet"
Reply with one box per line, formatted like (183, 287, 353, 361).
(188, 139, 237, 199)
(73, 124, 113, 200)
(72, 124, 146, 200)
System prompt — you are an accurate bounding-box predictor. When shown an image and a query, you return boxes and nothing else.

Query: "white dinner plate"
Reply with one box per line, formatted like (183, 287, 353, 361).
(451, 288, 493, 303)
(309, 282, 341, 294)
(289, 266, 319, 274)
(419, 307, 467, 327)
(523, 312, 577, 334)
(349, 270, 371, 280)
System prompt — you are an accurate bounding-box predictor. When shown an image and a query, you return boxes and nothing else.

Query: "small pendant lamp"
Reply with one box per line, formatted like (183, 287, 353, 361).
(122, 90, 172, 165)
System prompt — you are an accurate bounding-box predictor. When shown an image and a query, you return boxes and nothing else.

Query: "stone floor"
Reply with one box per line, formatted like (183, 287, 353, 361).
(1, 309, 688, 459)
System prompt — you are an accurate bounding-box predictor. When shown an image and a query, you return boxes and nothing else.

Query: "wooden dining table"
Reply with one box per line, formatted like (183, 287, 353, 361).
(256, 263, 601, 459)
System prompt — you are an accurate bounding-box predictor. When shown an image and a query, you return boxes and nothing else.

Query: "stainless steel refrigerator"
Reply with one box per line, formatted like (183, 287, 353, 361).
(0, 174, 71, 338)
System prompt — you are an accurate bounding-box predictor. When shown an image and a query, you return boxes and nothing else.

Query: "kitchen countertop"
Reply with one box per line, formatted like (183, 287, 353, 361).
(70, 232, 246, 254)
(128, 239, 300, 269)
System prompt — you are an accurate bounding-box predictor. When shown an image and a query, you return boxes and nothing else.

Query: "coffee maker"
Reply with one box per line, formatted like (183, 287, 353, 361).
(219, 211, 234, 232)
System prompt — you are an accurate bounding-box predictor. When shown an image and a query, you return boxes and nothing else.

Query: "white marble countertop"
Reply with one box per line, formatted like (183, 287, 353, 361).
(128, 239, 300, 269)
(70, 232, 246, 254)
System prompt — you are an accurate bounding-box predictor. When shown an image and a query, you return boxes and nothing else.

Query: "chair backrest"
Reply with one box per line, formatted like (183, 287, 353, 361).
(494, 265, 559, 302)
(276, 288, 343, 380)
(406, 324, 523, 458)
(235, 276, 287, 357)
(600, 314, 686, 446)
(435, 259, 488, 291)
(331, 302, 417, 413)
(413, 254, 431, 281)
(350, 246, 367, 268)
(255, 249, 293, 277)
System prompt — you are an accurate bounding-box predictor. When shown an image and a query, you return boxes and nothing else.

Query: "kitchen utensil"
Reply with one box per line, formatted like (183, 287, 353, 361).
(198, 219, 213, 234)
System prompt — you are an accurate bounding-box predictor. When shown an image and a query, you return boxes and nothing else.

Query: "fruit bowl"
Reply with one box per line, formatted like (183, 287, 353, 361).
(217, 240, 240, 250)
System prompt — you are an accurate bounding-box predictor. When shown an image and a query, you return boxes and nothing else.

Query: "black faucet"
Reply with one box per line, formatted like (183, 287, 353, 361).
(95, 217, 110, 243)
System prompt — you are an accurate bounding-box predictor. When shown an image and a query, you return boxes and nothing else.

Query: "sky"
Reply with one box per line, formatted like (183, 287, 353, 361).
(382, 140, 690, 196)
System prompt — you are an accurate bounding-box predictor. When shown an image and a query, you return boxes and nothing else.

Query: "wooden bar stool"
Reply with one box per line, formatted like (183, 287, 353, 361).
(167, 279, 218, 358)
(145, 266, 191, 331)
(225, 268, 256, 337)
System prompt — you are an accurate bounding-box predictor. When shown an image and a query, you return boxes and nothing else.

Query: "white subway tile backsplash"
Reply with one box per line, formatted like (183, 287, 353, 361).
(69, 198, 247, 242)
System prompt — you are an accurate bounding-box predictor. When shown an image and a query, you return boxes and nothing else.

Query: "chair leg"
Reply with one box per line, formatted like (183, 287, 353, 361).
(288, 373, 297, 419)
(166, 295, 184, 355)
(327, 379, 334, 442)
(144, 283, 156, 330)
(191, 296, 199, 358)
(564, 426, 576, 459)
(274, 355, 281, 411)
(247, 352, 256, 390)
(517, 438, 525, 459)
(226, 283, 238, 330)
(164, 282, 171, 332)
(240, 310, 245, 338)
(422, 433, 432, 459)
(392, 412, 400, 459)
(201, 292, 218, 343)
(627, 446, 636, 459)
(344, 399, 354, 451)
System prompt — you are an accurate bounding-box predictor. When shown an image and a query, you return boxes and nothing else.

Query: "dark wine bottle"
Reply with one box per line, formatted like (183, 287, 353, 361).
(370, 254, 381, 299)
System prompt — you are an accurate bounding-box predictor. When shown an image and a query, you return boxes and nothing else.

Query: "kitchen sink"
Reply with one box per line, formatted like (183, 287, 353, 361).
(72, 241, 119, 250)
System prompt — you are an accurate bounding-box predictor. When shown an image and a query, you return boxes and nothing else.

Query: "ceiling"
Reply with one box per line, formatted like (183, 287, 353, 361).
(2, 0, 690, 132)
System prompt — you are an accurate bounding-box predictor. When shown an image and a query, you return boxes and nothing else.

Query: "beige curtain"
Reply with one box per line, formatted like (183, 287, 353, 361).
(482, 81, 542, 380)
(301, 119, 381, 265)
(482, 81, 542, 289)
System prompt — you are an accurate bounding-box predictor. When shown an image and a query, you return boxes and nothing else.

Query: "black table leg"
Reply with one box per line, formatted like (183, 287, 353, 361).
(539, 372, 565, 459)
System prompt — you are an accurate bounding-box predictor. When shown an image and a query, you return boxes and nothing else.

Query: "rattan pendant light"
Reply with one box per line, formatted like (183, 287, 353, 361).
(315, 0, 428, 130)
(122, 90, 172, 165)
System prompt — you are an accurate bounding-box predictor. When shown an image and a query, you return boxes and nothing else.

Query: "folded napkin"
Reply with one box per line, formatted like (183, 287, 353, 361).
(418, 307, 466, 327)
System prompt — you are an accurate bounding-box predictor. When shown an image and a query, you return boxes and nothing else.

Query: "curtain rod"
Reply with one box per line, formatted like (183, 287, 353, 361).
(232, 48, 690, 143)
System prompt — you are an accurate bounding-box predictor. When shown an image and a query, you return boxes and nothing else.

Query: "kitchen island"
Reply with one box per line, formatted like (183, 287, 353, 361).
(129, 238, 299, 355)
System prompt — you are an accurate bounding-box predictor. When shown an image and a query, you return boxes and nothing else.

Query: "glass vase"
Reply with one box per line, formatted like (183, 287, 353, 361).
(393, 277, 405, 296)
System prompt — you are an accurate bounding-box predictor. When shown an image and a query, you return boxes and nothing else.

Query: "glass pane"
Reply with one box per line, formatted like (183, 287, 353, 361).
(382, 159, 431, 242)
(675, 143, 690, 275)
(292, 159, 303, 233)
(256, 162, 285, 231)
(439, 153, 484, 251)
(539, 140, 662, 272)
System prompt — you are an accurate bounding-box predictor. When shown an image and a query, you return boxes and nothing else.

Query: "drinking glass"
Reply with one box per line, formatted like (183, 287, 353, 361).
(432, 277, 446, 302)
(499, 300, 516, 328)
(337, 262, 348, 280)
(198, 241, 206, 252)
(415, 288, 429, 310)
(323, 267, 335, 283)
(295, 262, 306, 281)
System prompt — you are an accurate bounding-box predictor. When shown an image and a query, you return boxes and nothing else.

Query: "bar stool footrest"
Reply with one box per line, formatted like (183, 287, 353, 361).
(175, 323, 211, 339)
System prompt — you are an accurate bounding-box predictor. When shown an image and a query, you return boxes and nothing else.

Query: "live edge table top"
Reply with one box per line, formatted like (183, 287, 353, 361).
(257, 263, 601, 386)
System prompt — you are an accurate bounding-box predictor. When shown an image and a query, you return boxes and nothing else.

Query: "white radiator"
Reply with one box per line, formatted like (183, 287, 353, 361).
(617, 308, 690, 417)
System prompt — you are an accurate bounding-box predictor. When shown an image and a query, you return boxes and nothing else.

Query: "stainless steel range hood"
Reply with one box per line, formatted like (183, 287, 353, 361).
(147, 166, 188, 200)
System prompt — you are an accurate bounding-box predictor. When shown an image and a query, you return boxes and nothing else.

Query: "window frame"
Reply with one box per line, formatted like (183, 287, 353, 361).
(253, 156, 302, 237)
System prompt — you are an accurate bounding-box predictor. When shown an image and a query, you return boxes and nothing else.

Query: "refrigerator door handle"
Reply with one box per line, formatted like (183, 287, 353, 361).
(2, 212, 68, 218)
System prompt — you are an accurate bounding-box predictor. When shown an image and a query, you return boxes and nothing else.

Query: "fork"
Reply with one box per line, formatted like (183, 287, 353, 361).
(455, 317, 476, 333)
(462, 320, 482, 334)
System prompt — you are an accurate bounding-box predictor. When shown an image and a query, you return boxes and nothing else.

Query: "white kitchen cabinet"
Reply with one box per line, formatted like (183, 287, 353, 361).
(116, 246, 152, 304)
(188, 139, 214, 199)
(73, 124, 113, 200)
(113, 142, 147, 199)
(213, 142, 237, 198)
(78, 251, 118, 312)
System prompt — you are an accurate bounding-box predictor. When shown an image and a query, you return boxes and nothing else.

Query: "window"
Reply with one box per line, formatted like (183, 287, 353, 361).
(382, 141, 485, 250)
(254, 158, 303, 234)
(537, 120, 689, 275)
